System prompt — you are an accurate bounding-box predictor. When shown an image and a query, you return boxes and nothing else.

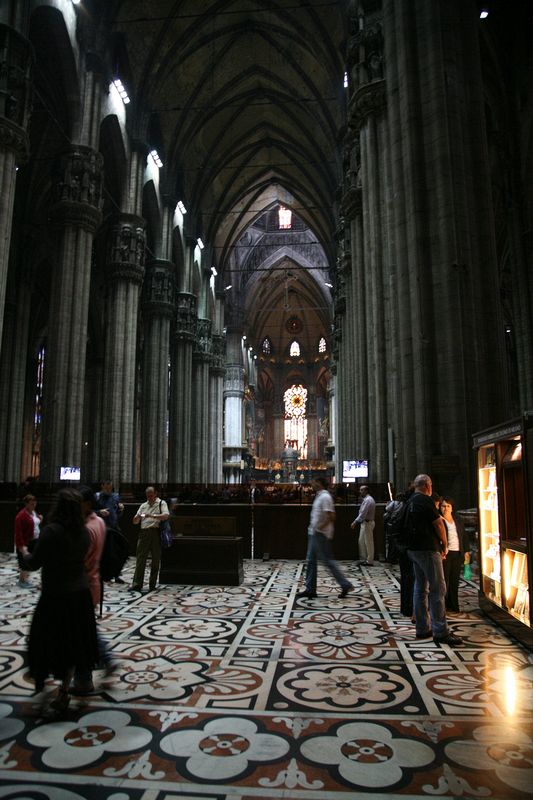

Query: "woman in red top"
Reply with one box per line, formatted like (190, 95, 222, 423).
(14, 494, 42, 588)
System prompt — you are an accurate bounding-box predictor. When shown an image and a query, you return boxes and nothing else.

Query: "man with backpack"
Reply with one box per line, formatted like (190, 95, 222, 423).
(407, 474, 462, 647)
(384, 492, 405, 563)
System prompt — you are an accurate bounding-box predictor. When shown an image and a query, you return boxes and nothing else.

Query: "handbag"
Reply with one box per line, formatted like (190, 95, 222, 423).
(159, 519, 173, 548)
(159, 501, 173, 548)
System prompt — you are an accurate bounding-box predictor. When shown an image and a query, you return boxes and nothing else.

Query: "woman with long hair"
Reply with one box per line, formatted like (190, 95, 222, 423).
(21, 488, 98, 713)
(439, 496, 469, 613)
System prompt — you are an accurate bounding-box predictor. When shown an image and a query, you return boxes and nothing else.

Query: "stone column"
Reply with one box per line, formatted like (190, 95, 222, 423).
(83, 355, 103, 480)
(209, 333, 225, 483)
(223, 328, 245, 484)
(0, 24, 32, 354)
(99, 215, 146, 484)
(333, 124, 364, 478)
(382, 0, 507, 497)
(191, 318, 212, 483)
(40, 146, 103, 481)
(22, 351, 38, 478)
(346, 16, 387, 480)
(140, 258, 174, 483)
(328, 370, 337, 475)
(306, 384, 317, 460)
(361, 111, 388, 477)
(0, 267, 31, 480)
(271, 363, 285, 464)
(168, 292, 196, 482)
(341, 145, 363, 466)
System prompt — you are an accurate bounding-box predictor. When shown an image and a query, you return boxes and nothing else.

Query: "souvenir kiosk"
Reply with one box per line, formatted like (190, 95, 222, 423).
(473, 414, 533, 649)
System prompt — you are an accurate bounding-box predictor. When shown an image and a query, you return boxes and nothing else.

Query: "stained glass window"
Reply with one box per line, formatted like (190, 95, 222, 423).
(290, 340, 300, 357)
(318, 337, 327, 353)
(284, 385, 307, 417)
(284, 384, 308, 459)
(261, 337, 272, 355)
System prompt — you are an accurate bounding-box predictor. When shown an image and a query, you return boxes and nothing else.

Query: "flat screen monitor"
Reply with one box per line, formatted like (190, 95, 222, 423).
(342, 459, 368, 482)
(59, 466, 81, 481)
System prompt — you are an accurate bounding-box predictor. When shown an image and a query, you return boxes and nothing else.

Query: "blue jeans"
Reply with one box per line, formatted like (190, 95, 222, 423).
(408, 550, 449, 638)
(304, 531, 351, 593)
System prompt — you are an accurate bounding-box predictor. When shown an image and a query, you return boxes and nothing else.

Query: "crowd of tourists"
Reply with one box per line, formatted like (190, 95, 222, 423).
(13, 470, 471, 716)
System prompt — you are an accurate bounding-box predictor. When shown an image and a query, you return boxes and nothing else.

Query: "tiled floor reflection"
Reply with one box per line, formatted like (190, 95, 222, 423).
(0, 553, 532, 799)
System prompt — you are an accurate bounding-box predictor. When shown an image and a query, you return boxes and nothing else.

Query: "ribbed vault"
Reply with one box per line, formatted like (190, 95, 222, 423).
(107, 0, 347, 271)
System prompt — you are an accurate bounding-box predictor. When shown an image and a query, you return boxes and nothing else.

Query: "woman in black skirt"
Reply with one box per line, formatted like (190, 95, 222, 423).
(21, 488, 98, 712)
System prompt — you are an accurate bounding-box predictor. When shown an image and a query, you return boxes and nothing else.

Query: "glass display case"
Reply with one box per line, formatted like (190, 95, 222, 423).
(473, 414, 533, 649)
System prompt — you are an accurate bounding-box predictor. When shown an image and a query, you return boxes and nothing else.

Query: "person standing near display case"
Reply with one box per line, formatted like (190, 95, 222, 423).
(440, 496, 469, 613)
(407, 474, 463, 646)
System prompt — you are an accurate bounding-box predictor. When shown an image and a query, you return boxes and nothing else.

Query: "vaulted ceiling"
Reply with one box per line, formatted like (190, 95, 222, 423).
(106, 0, 347, 272)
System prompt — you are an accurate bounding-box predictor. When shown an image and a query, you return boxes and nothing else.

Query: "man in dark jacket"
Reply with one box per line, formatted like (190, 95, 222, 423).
(407, 474, 462, 647)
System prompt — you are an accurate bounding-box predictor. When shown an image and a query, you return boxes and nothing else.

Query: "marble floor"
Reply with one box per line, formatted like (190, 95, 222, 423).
(0, 553, 532, 799)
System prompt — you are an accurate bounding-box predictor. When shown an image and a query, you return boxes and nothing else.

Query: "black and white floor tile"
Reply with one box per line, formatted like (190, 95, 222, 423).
(0, 553, 532, 799)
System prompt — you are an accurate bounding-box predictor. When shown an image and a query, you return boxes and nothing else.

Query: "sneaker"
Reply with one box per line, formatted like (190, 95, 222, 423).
(129, 585, 142, 592)
(114, 577, 125, 584)
(433, 633, 463, 646)
(296, 590, 317, 599)
(415, 630, 433, 639)
(339, 584, 354, 599)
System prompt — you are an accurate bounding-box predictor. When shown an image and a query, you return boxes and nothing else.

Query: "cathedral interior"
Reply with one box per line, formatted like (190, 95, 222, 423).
(1, 2, 533, 799)
(0, 0, 531, 504)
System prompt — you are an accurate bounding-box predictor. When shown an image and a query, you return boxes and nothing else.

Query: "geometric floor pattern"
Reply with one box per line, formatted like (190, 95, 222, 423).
(0, 553, 532, 799)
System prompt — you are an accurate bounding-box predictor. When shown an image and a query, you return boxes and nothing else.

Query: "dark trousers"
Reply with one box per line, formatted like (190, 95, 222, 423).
(398, 550, 414, 617)
(132, 528, 161, 589)
(304, 531, 351, 593)
(443, 550, 463, 612)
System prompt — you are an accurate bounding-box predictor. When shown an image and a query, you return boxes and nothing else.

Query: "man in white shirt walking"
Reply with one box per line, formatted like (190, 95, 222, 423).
(351, 485, 376, 566)
(297, 477, 353, 600)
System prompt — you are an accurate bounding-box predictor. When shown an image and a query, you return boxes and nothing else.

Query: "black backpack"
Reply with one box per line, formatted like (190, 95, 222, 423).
(385, 499, 413, 549)
(99, 526, 129, 581)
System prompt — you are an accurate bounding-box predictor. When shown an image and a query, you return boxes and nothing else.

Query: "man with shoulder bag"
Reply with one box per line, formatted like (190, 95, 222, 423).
(131, 486, 169, 592)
